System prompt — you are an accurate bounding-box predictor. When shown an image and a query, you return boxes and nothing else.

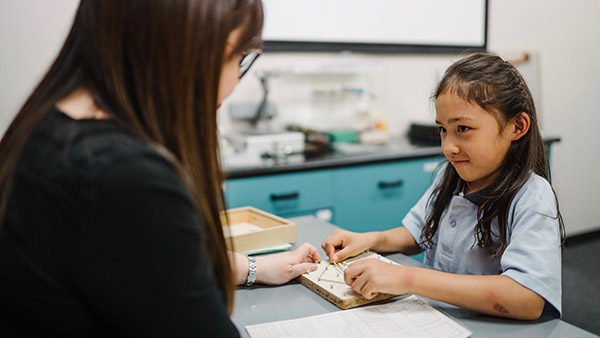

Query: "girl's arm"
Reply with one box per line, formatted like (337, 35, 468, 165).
(344, 259, 545, 320)
(370, 226, 422, 255)
(322, 227, 421, 262)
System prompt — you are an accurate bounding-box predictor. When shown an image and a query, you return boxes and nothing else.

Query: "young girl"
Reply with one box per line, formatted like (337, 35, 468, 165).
(322, 53, 564, 320)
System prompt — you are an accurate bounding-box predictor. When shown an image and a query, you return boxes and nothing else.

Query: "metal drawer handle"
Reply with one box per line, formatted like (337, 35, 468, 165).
(270, 192, 300, 201)
(378, 180, 403, 189)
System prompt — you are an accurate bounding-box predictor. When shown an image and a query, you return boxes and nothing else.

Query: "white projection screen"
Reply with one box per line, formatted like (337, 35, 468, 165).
(261, 0, 488, 53)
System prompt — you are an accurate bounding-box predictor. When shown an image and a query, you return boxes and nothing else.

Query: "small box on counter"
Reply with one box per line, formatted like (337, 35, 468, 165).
(221, 206, 297, 253)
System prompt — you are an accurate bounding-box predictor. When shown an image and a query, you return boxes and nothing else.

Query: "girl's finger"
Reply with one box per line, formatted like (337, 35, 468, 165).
(322, 234, 342, 260)
(344, 264, 360, 285)
(360, 280, 378, 299)
(349, 273, 368, 296)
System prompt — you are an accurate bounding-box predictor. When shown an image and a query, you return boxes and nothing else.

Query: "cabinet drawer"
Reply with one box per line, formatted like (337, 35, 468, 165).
(225, 171, 334, 215)
(333, 158, 443, 232)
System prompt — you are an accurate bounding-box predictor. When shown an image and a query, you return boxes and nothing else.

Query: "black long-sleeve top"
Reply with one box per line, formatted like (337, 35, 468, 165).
(0, 108, 239, 337)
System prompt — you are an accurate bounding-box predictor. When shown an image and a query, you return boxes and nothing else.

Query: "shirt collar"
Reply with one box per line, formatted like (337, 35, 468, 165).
(453, 178, 498, 206)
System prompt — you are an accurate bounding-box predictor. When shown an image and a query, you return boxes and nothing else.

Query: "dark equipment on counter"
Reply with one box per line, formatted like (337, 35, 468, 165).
(408, 123, 440, 146)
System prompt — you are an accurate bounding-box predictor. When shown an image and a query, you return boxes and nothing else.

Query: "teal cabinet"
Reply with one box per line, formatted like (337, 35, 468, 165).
(333, 158, 443, 233)
(225, 170, 335, 221)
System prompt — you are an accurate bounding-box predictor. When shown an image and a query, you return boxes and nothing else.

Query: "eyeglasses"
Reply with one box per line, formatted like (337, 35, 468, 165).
(239, 49, 261, 79)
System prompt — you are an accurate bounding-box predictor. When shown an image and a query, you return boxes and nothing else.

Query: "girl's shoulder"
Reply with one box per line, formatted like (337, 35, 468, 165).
(511, 172, 557, 217)
(516, 173, 554, 197)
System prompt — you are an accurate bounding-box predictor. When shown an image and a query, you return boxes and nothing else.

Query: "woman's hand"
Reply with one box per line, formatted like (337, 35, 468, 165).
(343, 258, 407, 299)
(254, 242, 321, 285)
(321, 229, 379, 263)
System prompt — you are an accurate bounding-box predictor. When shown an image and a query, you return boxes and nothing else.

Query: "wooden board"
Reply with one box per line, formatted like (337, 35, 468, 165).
(221, 206, 297, 253)
(298, 251, 400, 309)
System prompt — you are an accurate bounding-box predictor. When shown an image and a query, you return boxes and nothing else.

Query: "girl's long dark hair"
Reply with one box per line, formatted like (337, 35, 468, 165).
(421, 53, 565, 258)
(0, 0, 263, 313)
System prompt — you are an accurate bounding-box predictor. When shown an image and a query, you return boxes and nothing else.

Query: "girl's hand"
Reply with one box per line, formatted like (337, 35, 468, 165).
(344, 258, 407, 299)
(321, 229, 378, 263)
(254, 243, 321, 285)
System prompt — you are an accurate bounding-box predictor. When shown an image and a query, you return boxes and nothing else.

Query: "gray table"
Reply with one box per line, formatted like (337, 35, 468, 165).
(232, 216, 597, 338)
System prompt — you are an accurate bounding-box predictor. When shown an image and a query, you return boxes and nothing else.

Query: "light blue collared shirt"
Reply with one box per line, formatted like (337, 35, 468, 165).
(403, 167, 562, 317)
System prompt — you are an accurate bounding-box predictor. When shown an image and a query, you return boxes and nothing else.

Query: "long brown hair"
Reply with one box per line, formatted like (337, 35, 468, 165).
(421, 53, 565, 258)
(0, 0, 263, 313)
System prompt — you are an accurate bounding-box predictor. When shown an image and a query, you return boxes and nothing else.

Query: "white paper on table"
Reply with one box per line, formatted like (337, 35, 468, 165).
(245, 295, 472, 338)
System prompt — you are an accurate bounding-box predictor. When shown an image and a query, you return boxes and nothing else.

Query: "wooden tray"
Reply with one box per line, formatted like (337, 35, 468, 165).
(221, 206, 297, 253)
(298, 251, 399, 309)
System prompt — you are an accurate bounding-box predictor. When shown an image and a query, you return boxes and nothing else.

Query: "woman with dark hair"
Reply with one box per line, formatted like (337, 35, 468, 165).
(0, 0, 319, 336)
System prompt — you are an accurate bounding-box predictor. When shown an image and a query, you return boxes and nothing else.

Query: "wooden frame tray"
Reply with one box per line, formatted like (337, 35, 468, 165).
(222, 206, 297, 253)
(298, 251, 399, 309)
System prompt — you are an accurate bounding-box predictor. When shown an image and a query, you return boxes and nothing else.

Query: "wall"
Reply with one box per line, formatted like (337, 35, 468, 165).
(1, 0, 598, 235)
(487, 0, 600, 236)
(0, 0, 79, 130)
